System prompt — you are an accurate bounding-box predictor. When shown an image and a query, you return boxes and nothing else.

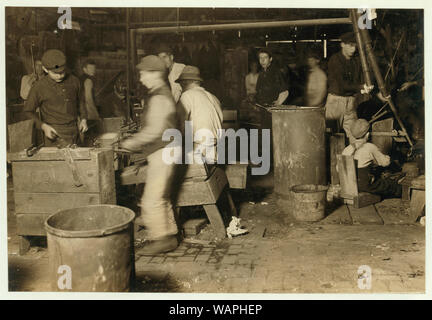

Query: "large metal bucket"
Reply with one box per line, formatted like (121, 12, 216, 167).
(270, 106, 326, 214)
(45, 205, 135, 292)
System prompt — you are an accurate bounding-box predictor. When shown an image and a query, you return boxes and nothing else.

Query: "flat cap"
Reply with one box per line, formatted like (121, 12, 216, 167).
(41, 49, 66, 73)
(136, 55, 167, 72)
(350, 119, 370, 139)
(176, 65, 203, 82)
(340, 32, 356, 44)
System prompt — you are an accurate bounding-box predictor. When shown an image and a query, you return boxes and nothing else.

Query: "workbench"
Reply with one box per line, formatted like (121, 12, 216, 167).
(9, 147, 116, 254)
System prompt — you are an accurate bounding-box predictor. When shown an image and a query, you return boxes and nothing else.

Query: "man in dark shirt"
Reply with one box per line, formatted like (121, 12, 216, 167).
(325, 32, 373, 143)
(255, 48, 289, 106)
(24, 49, 88, 146)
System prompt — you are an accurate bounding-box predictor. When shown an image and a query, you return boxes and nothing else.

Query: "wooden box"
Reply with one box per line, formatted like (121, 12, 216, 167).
(9, 147, 116, 236)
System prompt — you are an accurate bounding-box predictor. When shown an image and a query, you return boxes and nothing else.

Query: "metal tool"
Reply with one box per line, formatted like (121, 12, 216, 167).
(62, 147, 83, 187)
(26, 143, 44, 157)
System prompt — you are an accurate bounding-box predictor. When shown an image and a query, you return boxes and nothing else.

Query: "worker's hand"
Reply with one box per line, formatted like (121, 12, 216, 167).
(79, 119, 88, 133)
(28, 74, 38, 85)
(41, 123, 59, 140)
(377, 91, 391, 102)
(361, 84, 374, 94)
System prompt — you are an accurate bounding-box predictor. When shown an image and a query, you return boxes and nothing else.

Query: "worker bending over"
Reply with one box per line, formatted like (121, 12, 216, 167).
(176, 65, 223, 164)
(342, 119, 402, 198)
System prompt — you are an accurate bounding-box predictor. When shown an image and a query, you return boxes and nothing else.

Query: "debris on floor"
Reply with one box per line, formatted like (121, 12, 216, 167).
(226, 217, 249, 239)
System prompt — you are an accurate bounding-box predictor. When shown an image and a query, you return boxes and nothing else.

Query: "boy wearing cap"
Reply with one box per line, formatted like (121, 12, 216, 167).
(176, 65, 223, 164)
(155, 44, 185, 103)
(24, 49, 88, 146)
(325, 32, 374, 143)
(120, 55, 180, 255)
(342, 119, 402, 198)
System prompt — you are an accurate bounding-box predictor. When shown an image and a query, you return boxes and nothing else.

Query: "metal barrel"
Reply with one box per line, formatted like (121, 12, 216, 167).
(270, 106, 327, 214)
(45, 205, 135, 292)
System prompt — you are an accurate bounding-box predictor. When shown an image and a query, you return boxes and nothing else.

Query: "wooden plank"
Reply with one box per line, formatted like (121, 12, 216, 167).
(354, 192, 381, 208)
(337, 155, 358, 198)
(348, 205, 384, 225)
(371, 118, 393, 155)
(330, 133, 345, 185)
(8, 147, 92, 161)
(409, 190, 425, 223)
(7, 119, 34, 153)
(183, 218, 208, 237)
(205, 168, 229, 203)
(12, 160, 100, 193)
(16, 214, 51, 236)
(97, 149, 117, 204)
(203, 204, 226, 239)
(14, 193, 104, 214)
(319, 204, 353, 225)
(176, 168, 228, 207)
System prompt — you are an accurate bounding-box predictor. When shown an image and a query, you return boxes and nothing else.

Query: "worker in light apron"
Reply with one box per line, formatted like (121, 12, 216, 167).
(24, 49, 88, 146)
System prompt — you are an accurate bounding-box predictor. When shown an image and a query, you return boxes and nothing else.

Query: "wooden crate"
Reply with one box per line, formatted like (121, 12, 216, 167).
(9, 147, 116, 236)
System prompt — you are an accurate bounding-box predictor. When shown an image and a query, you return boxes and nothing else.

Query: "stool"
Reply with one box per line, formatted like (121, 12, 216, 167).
(121, 163, 237, 238)
(336, 154, 381, 208)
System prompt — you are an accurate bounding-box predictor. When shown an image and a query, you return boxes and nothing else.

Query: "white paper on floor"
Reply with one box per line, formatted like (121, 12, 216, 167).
(226, 216, 249, 239)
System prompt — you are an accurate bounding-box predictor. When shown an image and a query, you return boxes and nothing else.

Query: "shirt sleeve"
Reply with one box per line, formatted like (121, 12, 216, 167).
(370, 143, 391, 167)
(133, 95, 174, 147)
(77, 78, 88, 120)
(23, 84, 43, 128)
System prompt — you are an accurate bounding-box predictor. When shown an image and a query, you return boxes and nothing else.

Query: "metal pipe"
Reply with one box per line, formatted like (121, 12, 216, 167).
(125, 8, 131, 121)
(134, 17, 351, 34)
(130, 29, 137, 85)
(351, 9, 372, 87)
(357, 19, 414, 148)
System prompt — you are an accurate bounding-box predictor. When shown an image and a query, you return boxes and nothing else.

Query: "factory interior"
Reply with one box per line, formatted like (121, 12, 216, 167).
(4, 7, 426, 294)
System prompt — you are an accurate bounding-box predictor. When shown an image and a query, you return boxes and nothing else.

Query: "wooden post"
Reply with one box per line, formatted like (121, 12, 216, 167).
(350, 9, 372, 87)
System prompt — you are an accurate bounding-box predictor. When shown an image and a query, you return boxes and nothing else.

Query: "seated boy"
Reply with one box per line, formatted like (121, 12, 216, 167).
(342, 119, 402, 198)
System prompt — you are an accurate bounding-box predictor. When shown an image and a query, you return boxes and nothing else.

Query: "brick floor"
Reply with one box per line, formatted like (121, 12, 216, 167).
(6, 177, 426, 294)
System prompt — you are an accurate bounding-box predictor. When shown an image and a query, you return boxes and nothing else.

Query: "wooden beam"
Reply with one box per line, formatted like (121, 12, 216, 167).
(133, 17, 352, 34)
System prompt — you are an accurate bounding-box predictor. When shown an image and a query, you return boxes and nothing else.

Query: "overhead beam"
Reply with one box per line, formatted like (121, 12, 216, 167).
(133, 17, 351, 34)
